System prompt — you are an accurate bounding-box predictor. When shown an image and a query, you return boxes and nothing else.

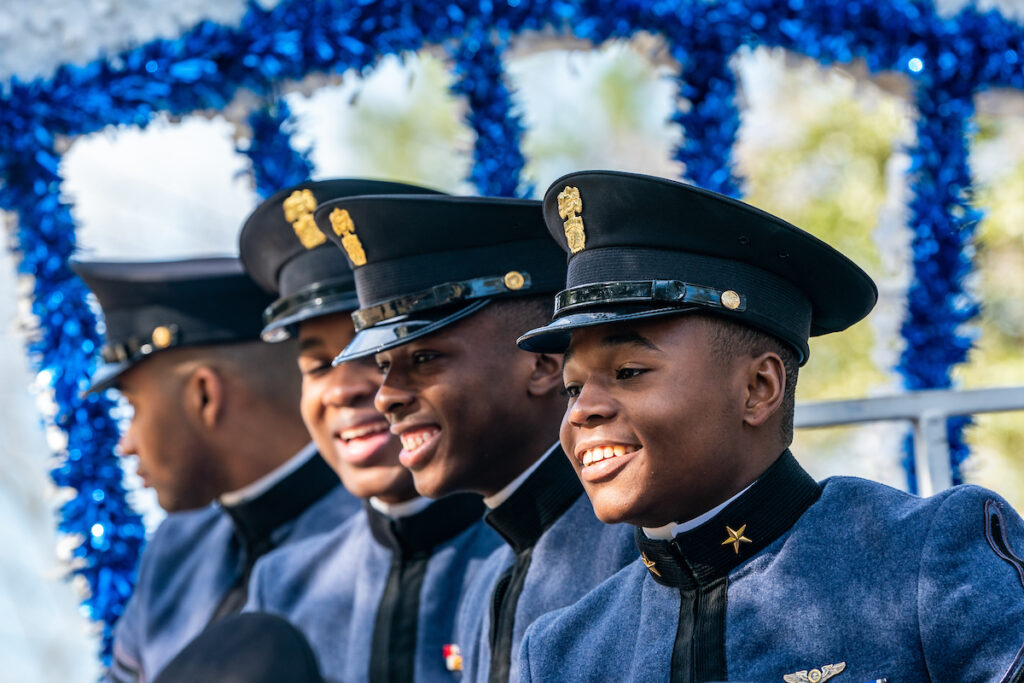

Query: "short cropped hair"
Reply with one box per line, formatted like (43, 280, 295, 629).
(186, 339, 301, 412)
(485, 294, 557, 341)
(697, 314, 799, 447)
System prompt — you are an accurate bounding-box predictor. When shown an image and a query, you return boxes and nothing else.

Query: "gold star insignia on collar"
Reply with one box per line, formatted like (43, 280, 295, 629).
(640, 552, 661, 577)
(721, 524, 752, 554)
(783, 662, 846, 683)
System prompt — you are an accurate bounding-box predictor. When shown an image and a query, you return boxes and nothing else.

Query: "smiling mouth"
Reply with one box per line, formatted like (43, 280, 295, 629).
(400, 426, 441, 452)
(338, 421, 390, 442)
(579, 444, 639, 467)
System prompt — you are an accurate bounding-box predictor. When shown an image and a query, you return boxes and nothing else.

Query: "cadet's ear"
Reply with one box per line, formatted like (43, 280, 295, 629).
(183, 365, 226, 430)
(525, 351, 564, 398)
(741, 351, 785, 428)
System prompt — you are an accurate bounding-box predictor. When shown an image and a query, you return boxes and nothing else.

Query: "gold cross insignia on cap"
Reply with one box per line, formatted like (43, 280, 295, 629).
(640, 552, 661, 577)
(282, 189, 326, 250)
(721, 524, 752, 554)
(783, 662, 846, 682)
(557, 185, 586, 254)
(329, 208, 367, 266)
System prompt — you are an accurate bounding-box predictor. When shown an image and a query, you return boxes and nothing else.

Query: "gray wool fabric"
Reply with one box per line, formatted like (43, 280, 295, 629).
(244, 503, 502, 682)
(519, 475, 1024, 683)
(107, 472, 358, 683)
(453, 462, 638, 683)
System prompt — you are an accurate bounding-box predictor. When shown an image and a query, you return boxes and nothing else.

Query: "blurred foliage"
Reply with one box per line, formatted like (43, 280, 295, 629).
(288, 53, 474, 193)
(956, 111, 1024, 505)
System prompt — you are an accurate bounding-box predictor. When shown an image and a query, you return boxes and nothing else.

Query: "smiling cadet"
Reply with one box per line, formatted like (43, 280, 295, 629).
(73, 257, 360, 683)
(238, 179, 502, 683)
(515, 170, 1024, 683)
(313, 193, 638, 683)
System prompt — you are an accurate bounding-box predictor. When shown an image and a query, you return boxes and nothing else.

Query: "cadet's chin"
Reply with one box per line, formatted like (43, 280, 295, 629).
(583, 482, 651, 527)
(408, 466, 451, 500)
(338, 463, 416, 502)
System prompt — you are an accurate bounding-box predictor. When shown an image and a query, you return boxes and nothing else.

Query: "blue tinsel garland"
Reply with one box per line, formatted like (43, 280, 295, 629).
(0, 0, 1022, 664)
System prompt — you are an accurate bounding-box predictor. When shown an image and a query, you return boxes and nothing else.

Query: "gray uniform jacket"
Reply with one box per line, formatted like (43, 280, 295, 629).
(453, 449, 637, 683)
(107, 450, 359, 682)
(244, 494, 502, 682)
(519, 451, 1024, 683)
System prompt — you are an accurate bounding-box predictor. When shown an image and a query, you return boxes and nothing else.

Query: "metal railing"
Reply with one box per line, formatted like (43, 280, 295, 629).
(794, 386, 1024, 496)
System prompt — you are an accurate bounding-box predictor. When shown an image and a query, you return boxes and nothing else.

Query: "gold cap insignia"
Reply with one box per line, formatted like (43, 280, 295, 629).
(557, 185, 586, 254)
(329, 208, 367, 266)
(503, 271, 525, 291)
(282, 189, 326, 250)
(151, 326, 173, 349)
(640, 552, 661, 577)
(721, 524, 752, 554)
(783, 662, 846, 683)
(721, 290, 741, 310)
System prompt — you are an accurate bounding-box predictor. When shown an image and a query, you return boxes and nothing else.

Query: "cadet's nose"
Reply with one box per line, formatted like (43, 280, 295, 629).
(567, 381, 617, 427)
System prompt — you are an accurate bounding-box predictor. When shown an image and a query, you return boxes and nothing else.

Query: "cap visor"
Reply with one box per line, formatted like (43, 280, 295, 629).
(517, 306, 701, 353)
(261, 294, 361, 342)
(334, 300, 492, 364)
(85, 361, 132, 394)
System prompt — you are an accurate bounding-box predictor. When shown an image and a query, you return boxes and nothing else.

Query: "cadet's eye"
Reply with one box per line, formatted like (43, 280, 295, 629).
(616, 367, 648, 380)
(412, 350, 439, 365)
(299, 359, 331, 377)
(564, 383, 581, 398)
(376, 359, 390, 373)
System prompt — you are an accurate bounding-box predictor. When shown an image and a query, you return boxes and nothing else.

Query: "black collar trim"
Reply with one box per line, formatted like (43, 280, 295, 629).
(366, 493, 485, 557)
(222, 452, 339, 555)
(635, 451, 820, 588)
(485, 447, 583, 553)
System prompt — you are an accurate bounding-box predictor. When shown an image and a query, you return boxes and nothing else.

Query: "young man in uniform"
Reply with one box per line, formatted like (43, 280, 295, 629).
(73, 257, 360, 683)
(313, 192, 638, 682)
(515, 170, 1024, 682)
(239, 179, 501, 682)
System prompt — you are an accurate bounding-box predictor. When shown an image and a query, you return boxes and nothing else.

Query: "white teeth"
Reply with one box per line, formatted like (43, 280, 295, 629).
(579, 445, 638, 467)
(339, 423, 388, 441)
(400, 428, 439, 451)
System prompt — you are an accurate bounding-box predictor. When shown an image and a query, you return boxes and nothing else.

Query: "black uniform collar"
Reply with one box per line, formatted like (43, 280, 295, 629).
(222, 452, 339, 555)
(484, 447, 583, 553)
(635, 451, 820, 589)
(365, 493, 484, 556)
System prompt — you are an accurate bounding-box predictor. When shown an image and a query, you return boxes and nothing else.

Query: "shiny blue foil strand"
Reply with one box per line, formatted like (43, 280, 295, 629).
(241, 97, 315, 200)
(0, 133, 146, 661)
(0, 0, 1021, 665)
(450, 29, 530, 197)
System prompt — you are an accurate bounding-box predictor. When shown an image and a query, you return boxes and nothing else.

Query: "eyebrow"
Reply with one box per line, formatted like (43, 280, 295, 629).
(298, 338, 324, 352)
(564, 330, 662, 362)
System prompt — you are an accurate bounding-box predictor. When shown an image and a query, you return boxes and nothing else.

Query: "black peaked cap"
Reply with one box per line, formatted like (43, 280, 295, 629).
(312, 194, 567, 362)
(516, 170, 878, 363)
(239, 178, 444, 342)
(72, 257, 272, 392)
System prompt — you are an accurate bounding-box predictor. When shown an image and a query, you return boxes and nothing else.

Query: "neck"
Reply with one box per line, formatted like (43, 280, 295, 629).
(480, 414, 561, 498)
(218, 416, 312, 493)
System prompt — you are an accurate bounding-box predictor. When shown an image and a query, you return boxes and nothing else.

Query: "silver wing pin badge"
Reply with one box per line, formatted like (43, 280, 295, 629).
(783, 662, 846, 683)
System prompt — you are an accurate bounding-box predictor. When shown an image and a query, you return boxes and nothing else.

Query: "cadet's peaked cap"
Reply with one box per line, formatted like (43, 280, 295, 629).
(239, 178, 444, 342)
(517, 170, 877, 363)
(312, 195, 567, 363)
(72, 257, 272, 393)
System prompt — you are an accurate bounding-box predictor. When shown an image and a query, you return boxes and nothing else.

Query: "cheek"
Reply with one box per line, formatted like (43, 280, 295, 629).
(299, 382, 325, 430)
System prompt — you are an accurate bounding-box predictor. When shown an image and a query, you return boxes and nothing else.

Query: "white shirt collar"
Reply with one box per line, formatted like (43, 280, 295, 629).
(368, 495, 434, 519)
(642, 481, 755, 540)
(218, 441, 318, 508)
(483, 442, 560, 509)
